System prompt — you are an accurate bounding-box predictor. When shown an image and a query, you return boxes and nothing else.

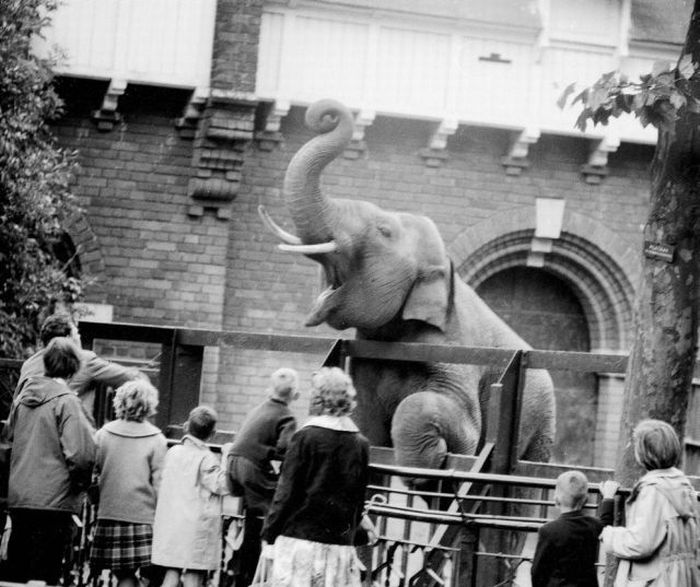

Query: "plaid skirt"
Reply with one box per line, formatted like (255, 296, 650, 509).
(90, 520, 153, 571)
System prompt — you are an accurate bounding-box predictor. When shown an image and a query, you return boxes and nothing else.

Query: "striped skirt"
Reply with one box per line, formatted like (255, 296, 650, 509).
(90, 520, 153, 571)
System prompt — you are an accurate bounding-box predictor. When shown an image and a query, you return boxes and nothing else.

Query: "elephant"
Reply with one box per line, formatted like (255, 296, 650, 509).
(260, 98, 555, 473)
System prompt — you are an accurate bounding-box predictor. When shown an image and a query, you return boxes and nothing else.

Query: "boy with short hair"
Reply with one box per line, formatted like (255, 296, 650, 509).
(531, 470, 613, 587)
(151, 406, 230, 587)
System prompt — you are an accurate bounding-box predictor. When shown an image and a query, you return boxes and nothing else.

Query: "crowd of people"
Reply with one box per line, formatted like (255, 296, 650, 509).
(2, 312, 700, 587)
(1, 313, 374, 587)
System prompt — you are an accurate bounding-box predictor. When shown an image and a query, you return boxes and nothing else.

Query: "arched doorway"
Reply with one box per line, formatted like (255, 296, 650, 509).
(52, 231, 82, 279)
(450, 213, 637, 468)
(476, 267, 596, 465)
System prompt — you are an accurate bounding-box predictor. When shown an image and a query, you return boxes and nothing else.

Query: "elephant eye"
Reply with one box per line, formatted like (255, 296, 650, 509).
(377, 224, 393, 238)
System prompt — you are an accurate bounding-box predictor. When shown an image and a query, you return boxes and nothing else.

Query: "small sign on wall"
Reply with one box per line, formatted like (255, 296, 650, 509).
(76, 303, 114, 322)
(643, 241, 675, 263)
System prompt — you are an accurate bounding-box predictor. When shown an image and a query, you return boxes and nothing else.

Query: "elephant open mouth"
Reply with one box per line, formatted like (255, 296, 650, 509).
(306, 263, 346, 327)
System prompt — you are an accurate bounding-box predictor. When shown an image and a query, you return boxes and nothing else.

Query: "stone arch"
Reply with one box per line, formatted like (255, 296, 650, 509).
(64, 212, 107, 299)
(447, 208, 637, 352)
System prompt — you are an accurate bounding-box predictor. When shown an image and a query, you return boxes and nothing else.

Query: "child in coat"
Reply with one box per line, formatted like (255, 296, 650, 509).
(151, 406, 230, 587)
(531, 470, 613, 587)
(89, 379, 167, 587)
(599, 419, 700, 587)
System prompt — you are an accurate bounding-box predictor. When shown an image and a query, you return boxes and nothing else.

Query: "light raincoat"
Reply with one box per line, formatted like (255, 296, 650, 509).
(601, 467, 700, 587)
(151, 435, 229, 570)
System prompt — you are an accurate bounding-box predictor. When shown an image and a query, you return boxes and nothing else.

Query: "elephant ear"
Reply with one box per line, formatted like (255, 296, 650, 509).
(401, 263, 452, 331)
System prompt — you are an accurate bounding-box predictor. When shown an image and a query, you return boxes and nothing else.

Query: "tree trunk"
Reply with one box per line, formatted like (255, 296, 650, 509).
(605, 4, 700, 585)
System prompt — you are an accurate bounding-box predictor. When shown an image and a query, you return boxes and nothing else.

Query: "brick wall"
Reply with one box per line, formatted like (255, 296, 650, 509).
(211, 0, 264, 92)
(53, 91, 654, 463)
(54, 80, 229, 331)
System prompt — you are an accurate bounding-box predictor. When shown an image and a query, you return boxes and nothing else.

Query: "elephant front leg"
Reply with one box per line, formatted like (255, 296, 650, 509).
(390, 391, 480, 473)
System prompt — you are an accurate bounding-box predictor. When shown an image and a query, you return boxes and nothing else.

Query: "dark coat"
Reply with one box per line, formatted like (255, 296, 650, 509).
(262, 418, 369, 546)
(531, 505, 613, 587)
(229, 397, 296, 470)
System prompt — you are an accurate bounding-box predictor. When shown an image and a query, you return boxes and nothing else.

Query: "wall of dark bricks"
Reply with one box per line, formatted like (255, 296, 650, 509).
(54, 81, 230, 331)
(211, 0, 264, 92)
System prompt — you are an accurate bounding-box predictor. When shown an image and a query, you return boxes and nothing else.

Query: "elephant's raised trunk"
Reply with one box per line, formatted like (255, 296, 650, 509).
(283, 99, 354, 243)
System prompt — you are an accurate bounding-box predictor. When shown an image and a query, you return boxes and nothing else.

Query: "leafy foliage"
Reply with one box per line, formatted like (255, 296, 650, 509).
(558, 54, 700, 132)
(0, 0, 84, 358)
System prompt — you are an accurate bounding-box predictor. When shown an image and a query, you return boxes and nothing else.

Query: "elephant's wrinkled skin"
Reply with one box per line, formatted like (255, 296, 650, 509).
(261, 99, 555, 471)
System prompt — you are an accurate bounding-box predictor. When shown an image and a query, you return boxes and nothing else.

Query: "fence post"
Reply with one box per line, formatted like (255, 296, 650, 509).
(479, 350, 523, 585)
(322, 339, 348, 369)
(459, 524, 479, 587)
(485, 350, 522, 474)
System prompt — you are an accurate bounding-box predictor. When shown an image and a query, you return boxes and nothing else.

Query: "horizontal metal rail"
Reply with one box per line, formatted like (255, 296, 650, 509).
(370, 462, 615, 493)
(368, 502, 545, 532)
(73, 321, 700, 375)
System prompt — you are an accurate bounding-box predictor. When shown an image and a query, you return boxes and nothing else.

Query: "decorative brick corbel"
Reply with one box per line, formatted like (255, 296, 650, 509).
(501, 128, 540, 176)
(92, 79, 127, 132)
(255, 100, 290, 151)
(187, 90, 258, 219)
(175, 88, 209, 140)
(581, 135, 619, 184)
(344, 110, 375, 160)
(420, 119, 458, 167)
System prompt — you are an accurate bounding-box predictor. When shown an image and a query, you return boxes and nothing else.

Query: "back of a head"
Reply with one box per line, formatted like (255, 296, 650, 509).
(187, 405, 218, 440)
(633, 418, 681, 470)
(556, 470, 589, 510)
(309, 366, 357, 417)
(270, 367, 299, 401)
(43, 337, 81, 379)
(114, 379, 159, 422)
(40, 313, 74, 346)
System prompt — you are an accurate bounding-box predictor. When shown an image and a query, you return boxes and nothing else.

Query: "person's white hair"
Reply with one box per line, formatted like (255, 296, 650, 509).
(270, 367, 299, 400)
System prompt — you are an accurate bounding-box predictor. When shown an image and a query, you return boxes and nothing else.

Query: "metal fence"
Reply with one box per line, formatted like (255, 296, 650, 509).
(3, 322, 700, 586)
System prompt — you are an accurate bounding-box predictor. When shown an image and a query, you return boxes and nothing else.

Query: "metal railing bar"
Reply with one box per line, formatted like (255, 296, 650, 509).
(366, 483, 598, 510)
(375, 535, 460, 552)
(370, 463, 626, 494)
(367, 503, 548, 527)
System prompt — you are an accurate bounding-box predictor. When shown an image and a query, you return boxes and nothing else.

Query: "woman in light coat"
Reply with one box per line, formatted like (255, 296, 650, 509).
(600, 419, 700, 587)
(90, 379, 167, 587)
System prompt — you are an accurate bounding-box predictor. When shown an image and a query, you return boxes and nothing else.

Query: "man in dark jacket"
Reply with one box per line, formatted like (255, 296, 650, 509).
(5, 337, 96, 584)
(226, 367, 300, 586)
(14, 313, 145, 421)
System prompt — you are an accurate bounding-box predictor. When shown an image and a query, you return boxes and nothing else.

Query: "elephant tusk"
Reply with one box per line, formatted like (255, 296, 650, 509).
(258, 205, 303, 245)
(278, 241, 338, 254)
